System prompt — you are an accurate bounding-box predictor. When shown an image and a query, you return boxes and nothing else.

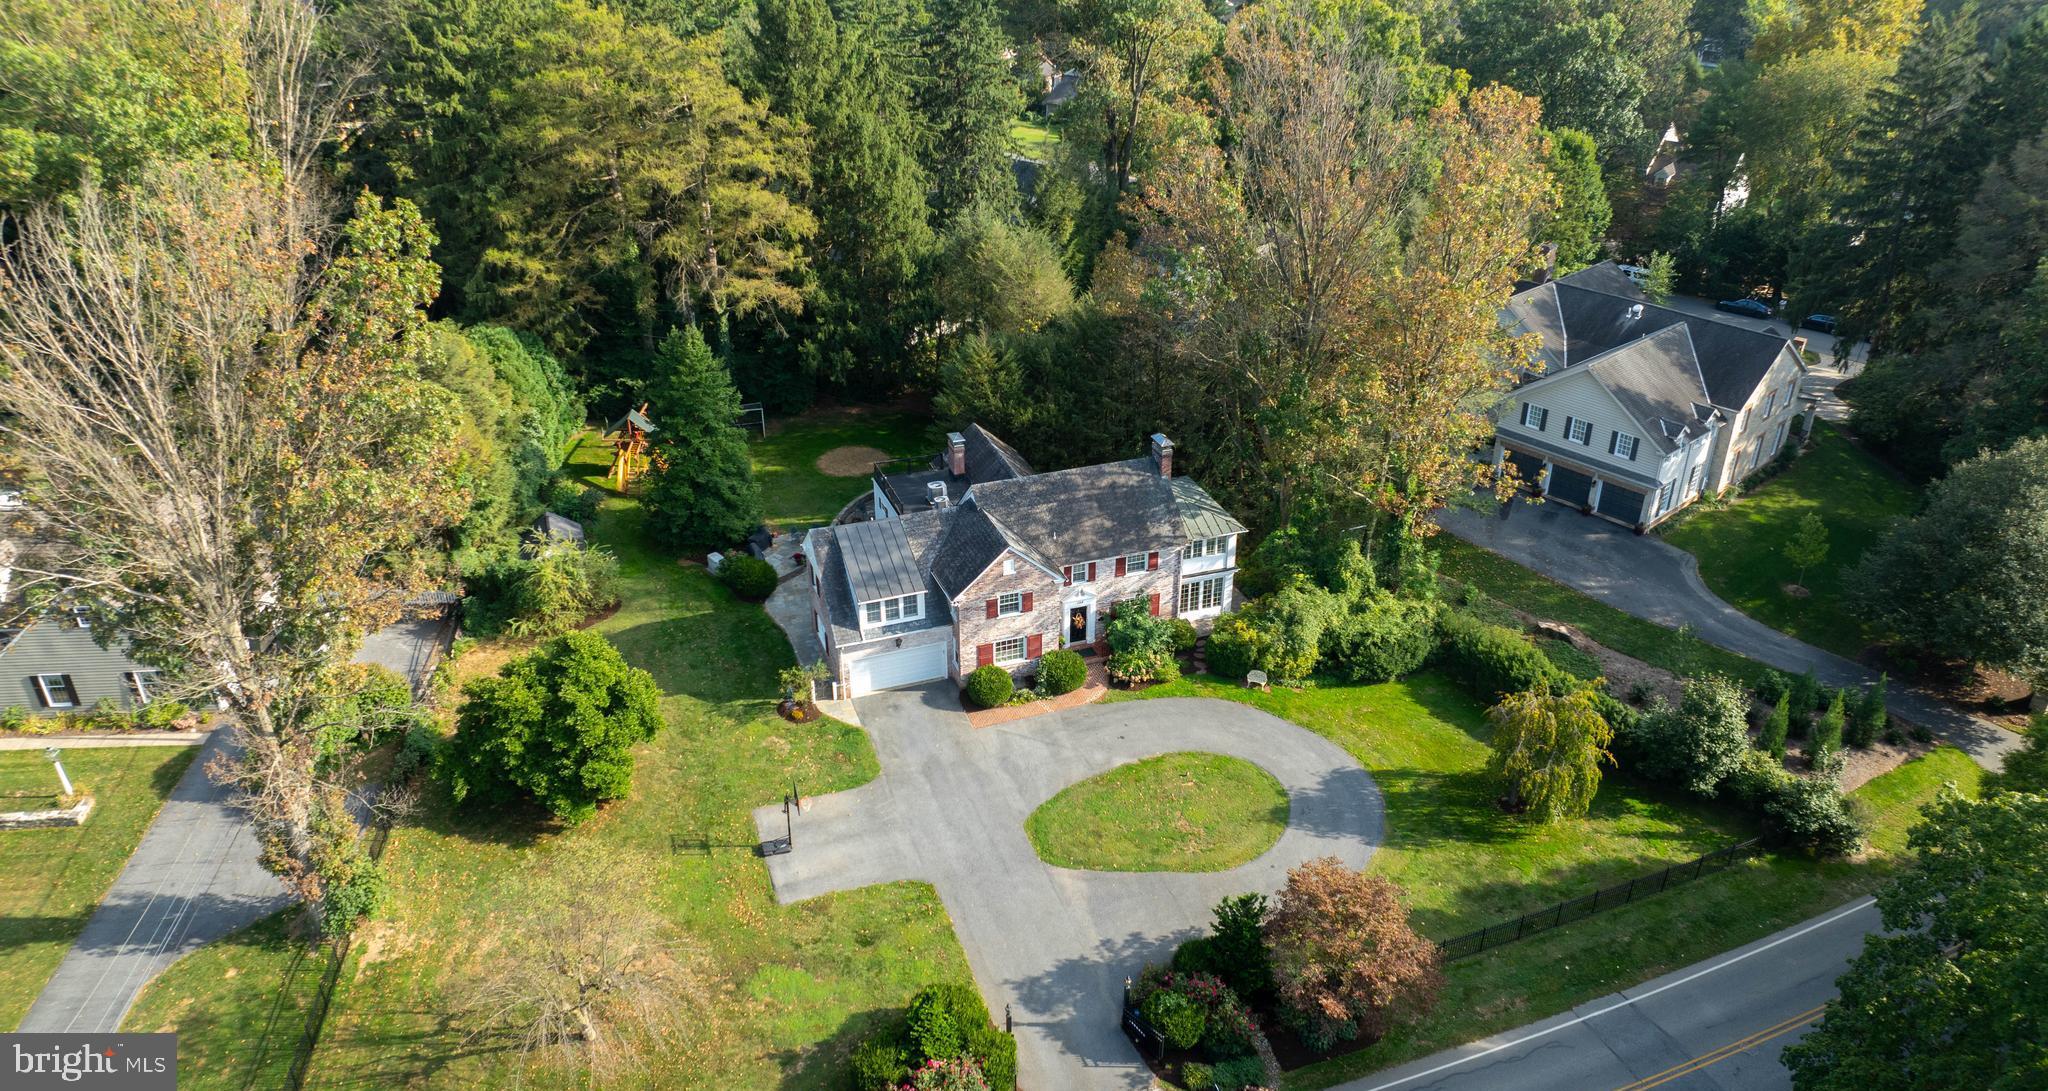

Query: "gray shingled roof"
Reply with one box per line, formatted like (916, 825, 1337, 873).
(878, 422, 1036, 515)
(834, 518, 925, 602)
(964, 423, 1034, 481)
(810, 511, 950, 645)
(967, 458, 1183, 563)
(1171, 477, 1248, 540)
(1577, 326, 1714, 454)
(927, 505, 1059, 596)
(1504, 264, 1796, 409)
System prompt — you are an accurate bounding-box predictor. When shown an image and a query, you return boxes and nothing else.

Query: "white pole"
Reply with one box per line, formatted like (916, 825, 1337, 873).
(45, 747, 73, 796)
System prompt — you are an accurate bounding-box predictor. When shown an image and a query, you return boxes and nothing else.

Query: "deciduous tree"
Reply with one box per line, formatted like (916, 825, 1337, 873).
(1784, 512, 1830, 592)
(1486, 683, 1615, 821)
(1264, 858, 1444, 1051)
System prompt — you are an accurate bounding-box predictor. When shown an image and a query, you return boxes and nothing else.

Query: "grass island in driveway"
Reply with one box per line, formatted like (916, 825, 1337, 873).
(1025, 751, 1289, 872)
(1660, 423, 1918, 658)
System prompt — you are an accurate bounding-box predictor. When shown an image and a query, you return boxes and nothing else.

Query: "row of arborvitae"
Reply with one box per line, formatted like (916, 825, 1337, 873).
(850, 984, 1017, 1091)
(1129, 859, 1443, 1088)
(1201, 540, 1878, 856)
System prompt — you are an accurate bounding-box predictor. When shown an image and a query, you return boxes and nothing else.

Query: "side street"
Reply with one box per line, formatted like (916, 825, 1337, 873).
(2, 2, 2044, 1091)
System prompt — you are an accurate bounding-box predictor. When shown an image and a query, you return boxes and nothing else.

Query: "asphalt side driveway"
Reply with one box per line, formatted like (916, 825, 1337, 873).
(19, 727, 291, 1033)
(754, 685, 1384, 1090)
(1437, 501, 2017, 770)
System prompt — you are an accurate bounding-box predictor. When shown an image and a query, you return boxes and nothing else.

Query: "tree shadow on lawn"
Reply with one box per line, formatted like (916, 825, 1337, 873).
(1403, 843, 1757, 940)
(770, 1004, 905, 1091)
(309, 1010, 522, 1090)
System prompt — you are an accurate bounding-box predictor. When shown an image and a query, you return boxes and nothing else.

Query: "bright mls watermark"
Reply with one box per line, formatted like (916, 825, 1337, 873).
(5, 1034, 176, 1090)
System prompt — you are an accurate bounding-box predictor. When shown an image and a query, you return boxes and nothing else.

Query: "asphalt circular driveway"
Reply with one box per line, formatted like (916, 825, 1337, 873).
(754, 684, 1382, 1090)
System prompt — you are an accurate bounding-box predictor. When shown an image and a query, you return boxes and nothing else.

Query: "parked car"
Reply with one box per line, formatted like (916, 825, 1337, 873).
(1801, 313, 1838, 334)
(1715, 298, 1772, 319)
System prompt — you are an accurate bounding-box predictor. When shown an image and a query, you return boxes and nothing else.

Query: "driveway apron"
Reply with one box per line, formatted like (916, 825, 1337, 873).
(1436, 501, 2018, 771)
(755, 685, 1384, 1090)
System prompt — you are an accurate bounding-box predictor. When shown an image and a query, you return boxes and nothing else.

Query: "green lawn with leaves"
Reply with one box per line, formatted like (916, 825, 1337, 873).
(1, 744, 196, 1029)
(125, 434, 975, 1089)
(750, 407, 937, 531)
(1009, 117, 1060, 155)
(1660, 424, 1919, 657)
(1025, 752, 1289, 872)
(1106, 676, 1978, 1088)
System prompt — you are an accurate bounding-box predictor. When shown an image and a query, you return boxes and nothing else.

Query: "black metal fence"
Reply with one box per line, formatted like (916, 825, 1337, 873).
(1438, 838, 1762, 962)
(1119, 981, 1166, 1063)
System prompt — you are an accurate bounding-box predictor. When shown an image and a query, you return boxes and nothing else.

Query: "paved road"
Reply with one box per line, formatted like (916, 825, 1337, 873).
(1655, 294, 1868, 369)
(754, 686, 1383, 1090)
(1438, 501, 2019, 771)
(19, 728, 290, 1033)
(1338, 898, 1879, 1091)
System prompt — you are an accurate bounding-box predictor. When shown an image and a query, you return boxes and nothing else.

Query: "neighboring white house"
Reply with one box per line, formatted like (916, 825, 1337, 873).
(1490, 263, 1811, 531)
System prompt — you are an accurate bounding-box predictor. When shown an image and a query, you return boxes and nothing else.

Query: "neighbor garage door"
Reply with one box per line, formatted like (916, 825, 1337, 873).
(1503, 449, 1545, 491)
(1547, 465, 1594, 508)
(1595, 483, 1647, 526)
(846, 642, 948, 696)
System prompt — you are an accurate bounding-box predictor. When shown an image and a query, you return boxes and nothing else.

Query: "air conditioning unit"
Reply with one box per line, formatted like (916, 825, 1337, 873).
(927, 481, 949, 508)
(1627, 303, 1645, 321)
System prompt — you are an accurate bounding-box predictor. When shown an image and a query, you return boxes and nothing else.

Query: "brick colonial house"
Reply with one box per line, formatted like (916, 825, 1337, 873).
(803, 427, 1246, 698)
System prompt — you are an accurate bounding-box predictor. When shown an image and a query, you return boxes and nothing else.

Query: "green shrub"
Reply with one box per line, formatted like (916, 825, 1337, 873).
(1211, 1056, 1268, 1090)
(1848, 674, 1887, 748)
(1253, 582, 1346, 681)
(1590, 688, 1640, 735)
(1322, 596, 1436, 683)
(135, 699, 191, 730)
(1617, 674, 1750, 797)
(906, 984, 970, 1060)
(717, 553, 779, 601)
(1206, 892, 1273, 1004)
(964, 665, 1014, 709)
(1167, 617, 1199, 652)
(1762, 771, 1866, 856)
(1172, 936, 1221, 977)
(1812, 690, 1847, 765)
(1107, 601, 1178, 682)
(1754, 669, 1792, 706)
(0, 705, 29, 732)
(964, 1022, 1016, 1089)
(1205, 612, 1272, 681)
(1034, 649, 1088, 696)
(850, 1030, 910, 1091)
(1433, 611, 1558, 702)
(1180, 1062, 1215, 1089)
(1788, 669, 1821, 735)
(390, 724, 442, 782)
(1760, 694, 1791, 761)
(1142, 990, 1206, 1051)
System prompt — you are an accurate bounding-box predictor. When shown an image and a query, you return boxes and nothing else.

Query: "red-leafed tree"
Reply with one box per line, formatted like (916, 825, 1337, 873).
(1264, 857, 1445, 1051)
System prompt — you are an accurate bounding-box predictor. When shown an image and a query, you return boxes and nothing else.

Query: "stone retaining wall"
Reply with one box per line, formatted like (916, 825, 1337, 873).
(0, 796, 94, 829)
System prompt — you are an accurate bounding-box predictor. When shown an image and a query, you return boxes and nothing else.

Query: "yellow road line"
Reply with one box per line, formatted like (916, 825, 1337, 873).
(1613, 1006, 1827, 1091)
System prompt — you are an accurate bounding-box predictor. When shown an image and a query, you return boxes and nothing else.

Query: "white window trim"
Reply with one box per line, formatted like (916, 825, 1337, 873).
(996, 591, 1024, 617)
(127, 670, 163, 705)
(993, 636, 1027, 664)
(1122, 552, 1148, 574)
(1183, 536, 1227, 560)
(861, 593, 925, 628)
(35, 674, 76, 709)
(1178, 572, 1231, 616)
(1610, 432, 1638, 460)
(1566, 417, 1592, 445)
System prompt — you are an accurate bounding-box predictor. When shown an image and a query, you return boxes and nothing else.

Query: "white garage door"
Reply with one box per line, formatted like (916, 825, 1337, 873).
(847, 642, 949, 696)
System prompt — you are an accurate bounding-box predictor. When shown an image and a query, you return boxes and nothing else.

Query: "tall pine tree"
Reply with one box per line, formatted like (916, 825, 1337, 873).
(920, 0, 1022, 219)
(642, 326, 764, 551)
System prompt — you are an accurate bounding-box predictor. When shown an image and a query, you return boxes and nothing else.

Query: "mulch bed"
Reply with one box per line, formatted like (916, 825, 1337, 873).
(573, 601, 624, 630)
(814, 445, 892, 477)
(1266, 1022, 1381, 1073)
(778, 698, 824, 724)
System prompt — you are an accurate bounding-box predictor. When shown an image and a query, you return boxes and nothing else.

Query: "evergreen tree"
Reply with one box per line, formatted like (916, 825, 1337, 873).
(1761, 693, 1791, 761)
(1812, 689, 1847, 765)
(642, 326, 765, 550)
(747, 0, 844, 121)
(920, 0, 1022, 219)
(1539, 127, 1612, 270)
(1849, 673, 1887, 747)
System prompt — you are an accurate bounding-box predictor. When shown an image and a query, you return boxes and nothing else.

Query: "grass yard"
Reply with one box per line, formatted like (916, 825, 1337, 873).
(1025, 752, 1289, 872)
(0, 744, 196, 1030)
(1106, 675, 1979, 1088)
(1660, 423, 1918, 657)
(751, 406, 937, 531)
(1009, 117, 1060, 154)
(126, 434, 976, 1090)
(124, 910, 326, 1089)
(1435, 535, 1772, 687)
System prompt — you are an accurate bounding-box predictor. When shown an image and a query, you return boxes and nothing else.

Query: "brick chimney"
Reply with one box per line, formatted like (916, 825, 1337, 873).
(1150, 433, 1174, 477)
(947, 431, 967, 476)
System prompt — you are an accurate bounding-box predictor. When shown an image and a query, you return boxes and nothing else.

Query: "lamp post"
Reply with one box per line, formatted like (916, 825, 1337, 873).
(45, 747, 72, 796)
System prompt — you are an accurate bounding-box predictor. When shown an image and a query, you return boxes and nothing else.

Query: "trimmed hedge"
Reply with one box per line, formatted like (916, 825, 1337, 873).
(1035, 649, 1088, 696)
(964, 665, 1014, 709)
(1432, 611, 1558, 702)
(716, 553, 779, 601)
(1206, 612, 1268, 682)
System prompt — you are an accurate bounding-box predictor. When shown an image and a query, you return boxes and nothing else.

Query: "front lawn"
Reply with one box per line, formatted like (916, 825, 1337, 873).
(1106, 676, 1977, 1088)
(1025, 752, 1289, 873)
(1009, 117, 1060, 154)
(750, 406, 937, 531)
(1660, 423, 1918, 657)
(0, 744, 197, 1029)
(127, 434, 976, 1089)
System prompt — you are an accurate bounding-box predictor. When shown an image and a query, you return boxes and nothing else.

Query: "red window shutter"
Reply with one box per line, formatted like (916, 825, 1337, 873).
(1087, 561, 1098, 581)
(976, 643, 994, 667)
(986, 598, 999, 619)
(1063, 565, 1072, 586)
(1026, 633, 1043, 658)
(1148, 551, 1159, 570)
(1021, 591, 1034, 612)
(1149, 592, 1161, 616)
(1115, 556, 1127, 577)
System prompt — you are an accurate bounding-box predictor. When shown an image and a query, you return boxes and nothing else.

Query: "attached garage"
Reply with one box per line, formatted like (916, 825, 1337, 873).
(1546, 465, 1594, 508)
(1595, 483, 1647, 526)
(1503, 449, 1545, 491)
(844, 640, 949, 696)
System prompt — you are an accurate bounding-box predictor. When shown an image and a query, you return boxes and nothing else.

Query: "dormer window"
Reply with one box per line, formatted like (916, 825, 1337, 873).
(1183, 537, 1228, 559)
(71, 606, 91, 630)
(862, 593, 923, 626)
